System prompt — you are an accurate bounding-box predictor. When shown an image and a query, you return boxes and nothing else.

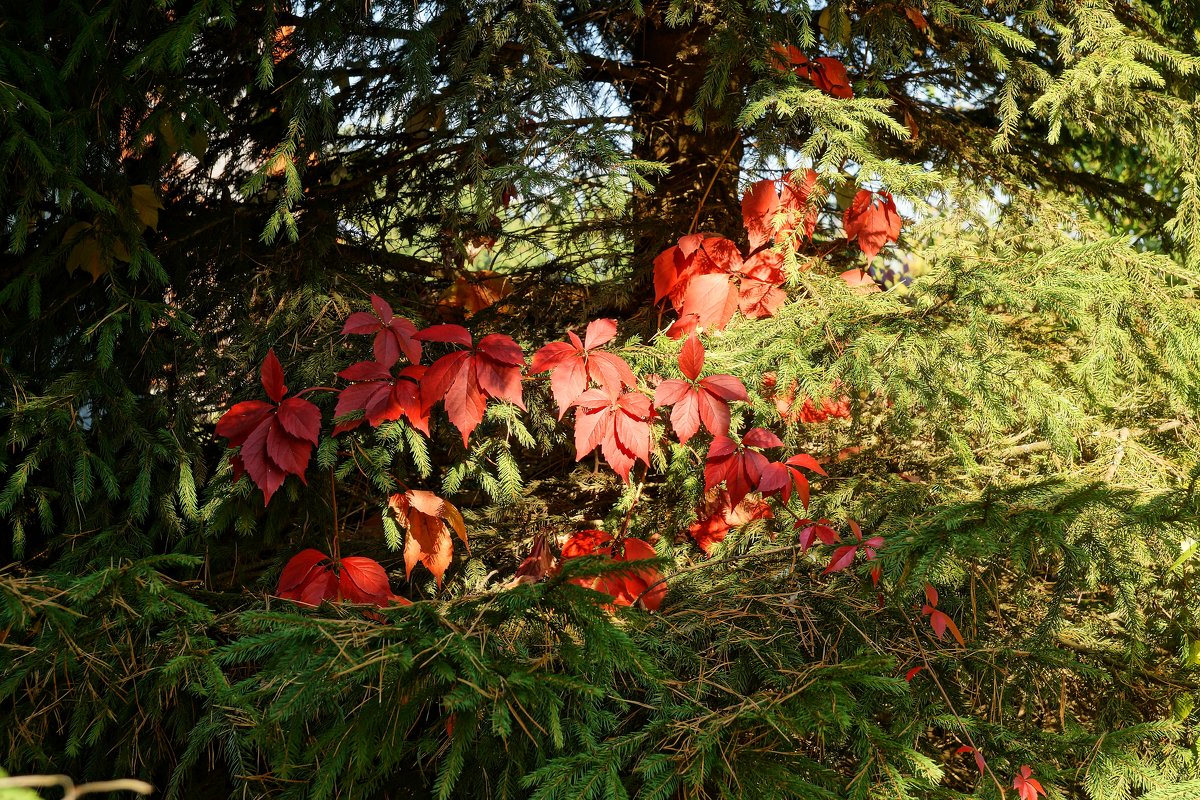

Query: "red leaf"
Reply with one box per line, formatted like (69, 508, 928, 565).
(823, 544, 858, 574)
(562, 529, 614, 558)
(679, 335, 704, 381)
(241, 421, 288, 503)
(905, 666, 924, 682)
(391, 490, 468, 586)
(261, 349, 286, 403)
(923, 607, 965, 646)
(957, 747, 988, 776)
(419, 332, 524, 445)
(757, 452, 823, 507)
(370, 294, 394, 324)
(924, 583, 939, 607)
(616, 537, 666, 612)
(655, 340, 747, 443)
(571, 386, 653, 481)
(743, 427, 783, 449)
(276, 548, 398, 609)
(1013, 766, 1045, 800)
(276, 397, 321, 445)
(531, 321, 632, 417)
(215, 401, 274, 447)
(266, 420, 311, 477)
(795, 518, 839, 551)
(844, 190, 903, 262)
(342, 298, 422, 366)
(679, 272, 739, 332)
(515, 535, 556, 583)
(338, 556, 393, 605)
(769, 43, 808, 74)
(737, 278, 787, 319)
(780, 169, 823, 242)
(342, 311, 380, 335)
(704, 433, 772, 506)
(278, 548, 330, 595)
(443, 360, 488, 446)
(217, 352, 318, 504)
(339, 361, 393, 381)
(809, 57, 854, 98)
(742, 179, 780, 251)
(476, 333, 524, 366)
(582, 318, 618, 350)
(416, 323, 473, 347)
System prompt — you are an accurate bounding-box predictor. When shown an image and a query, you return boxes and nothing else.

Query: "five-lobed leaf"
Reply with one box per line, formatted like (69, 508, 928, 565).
(530, 319, 636, 417)
(844, 190, 903, 262)
(1012, 766, 1046, 800)
(654, 335, 749, 443)
(572, 385, 653, 482)
(389, 489, 469, 586)
(416, 327, 525, 445)
(342, 294, 422, 367)
(216, 350, 320, 504)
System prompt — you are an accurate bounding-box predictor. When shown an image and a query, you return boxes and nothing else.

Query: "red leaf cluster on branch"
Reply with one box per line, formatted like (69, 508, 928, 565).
(215, 349, 320, 504)
(561, 531, 666, 612)
(654, 234, 790, 338)
(844, 190, 903, 262)
(530, 318, 636, 417)
(654, 335, 748, 443)
(276, 548, 408, 608)
(770, 45, 855, 98)
(416, 325, 525, 446)
(742, 169, 824, 250)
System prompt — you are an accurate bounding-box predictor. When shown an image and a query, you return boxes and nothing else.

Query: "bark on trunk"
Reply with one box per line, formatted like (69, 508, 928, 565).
(626, 6, 744, 269)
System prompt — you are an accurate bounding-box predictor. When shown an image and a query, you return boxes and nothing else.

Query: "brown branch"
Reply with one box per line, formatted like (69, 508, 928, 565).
(994, 419, 1186, 460)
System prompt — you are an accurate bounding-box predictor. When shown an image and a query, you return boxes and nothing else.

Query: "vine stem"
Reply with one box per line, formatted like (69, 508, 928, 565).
(617, 463, 650, 541)
(330, 469, 341, 565)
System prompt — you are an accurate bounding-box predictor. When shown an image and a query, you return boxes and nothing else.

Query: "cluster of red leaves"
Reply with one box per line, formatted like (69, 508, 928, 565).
(770, 45, 854, 99)
(762, 373, 852, 424)
(333, 361, 428, 435)
(921, 583, 965, 645)
(571, 384, 653, 482)
(530, 318, 635, 417)
(704, 427, 825, 509)
(215, 350, 321, 504)
(687, 489, 773, 555)
(561, 530, 666, 611)
(654, 234, 789, 338)
(529, 319, 648, 481)
(742, 170, 824, 250)
(388, 490, 468, 586)
(823, 519, 883, 583)
(844, 190, 903, 262)
(416, 324, 525, 445)
(1013, 766, 1046, 800)
(795, 517, 883, 583)
(275, 548, 409, 608)
(654, 335, 748, 443)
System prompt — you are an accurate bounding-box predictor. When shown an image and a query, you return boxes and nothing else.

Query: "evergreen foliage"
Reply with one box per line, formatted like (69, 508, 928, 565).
(4, 0, 1200, 798)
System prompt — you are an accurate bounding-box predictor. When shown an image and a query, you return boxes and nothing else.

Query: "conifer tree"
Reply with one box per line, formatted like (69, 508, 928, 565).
(3, 1, 1200, 798)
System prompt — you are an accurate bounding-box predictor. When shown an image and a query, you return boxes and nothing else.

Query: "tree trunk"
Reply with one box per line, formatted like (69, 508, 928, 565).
(626, 6, 744, 271)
